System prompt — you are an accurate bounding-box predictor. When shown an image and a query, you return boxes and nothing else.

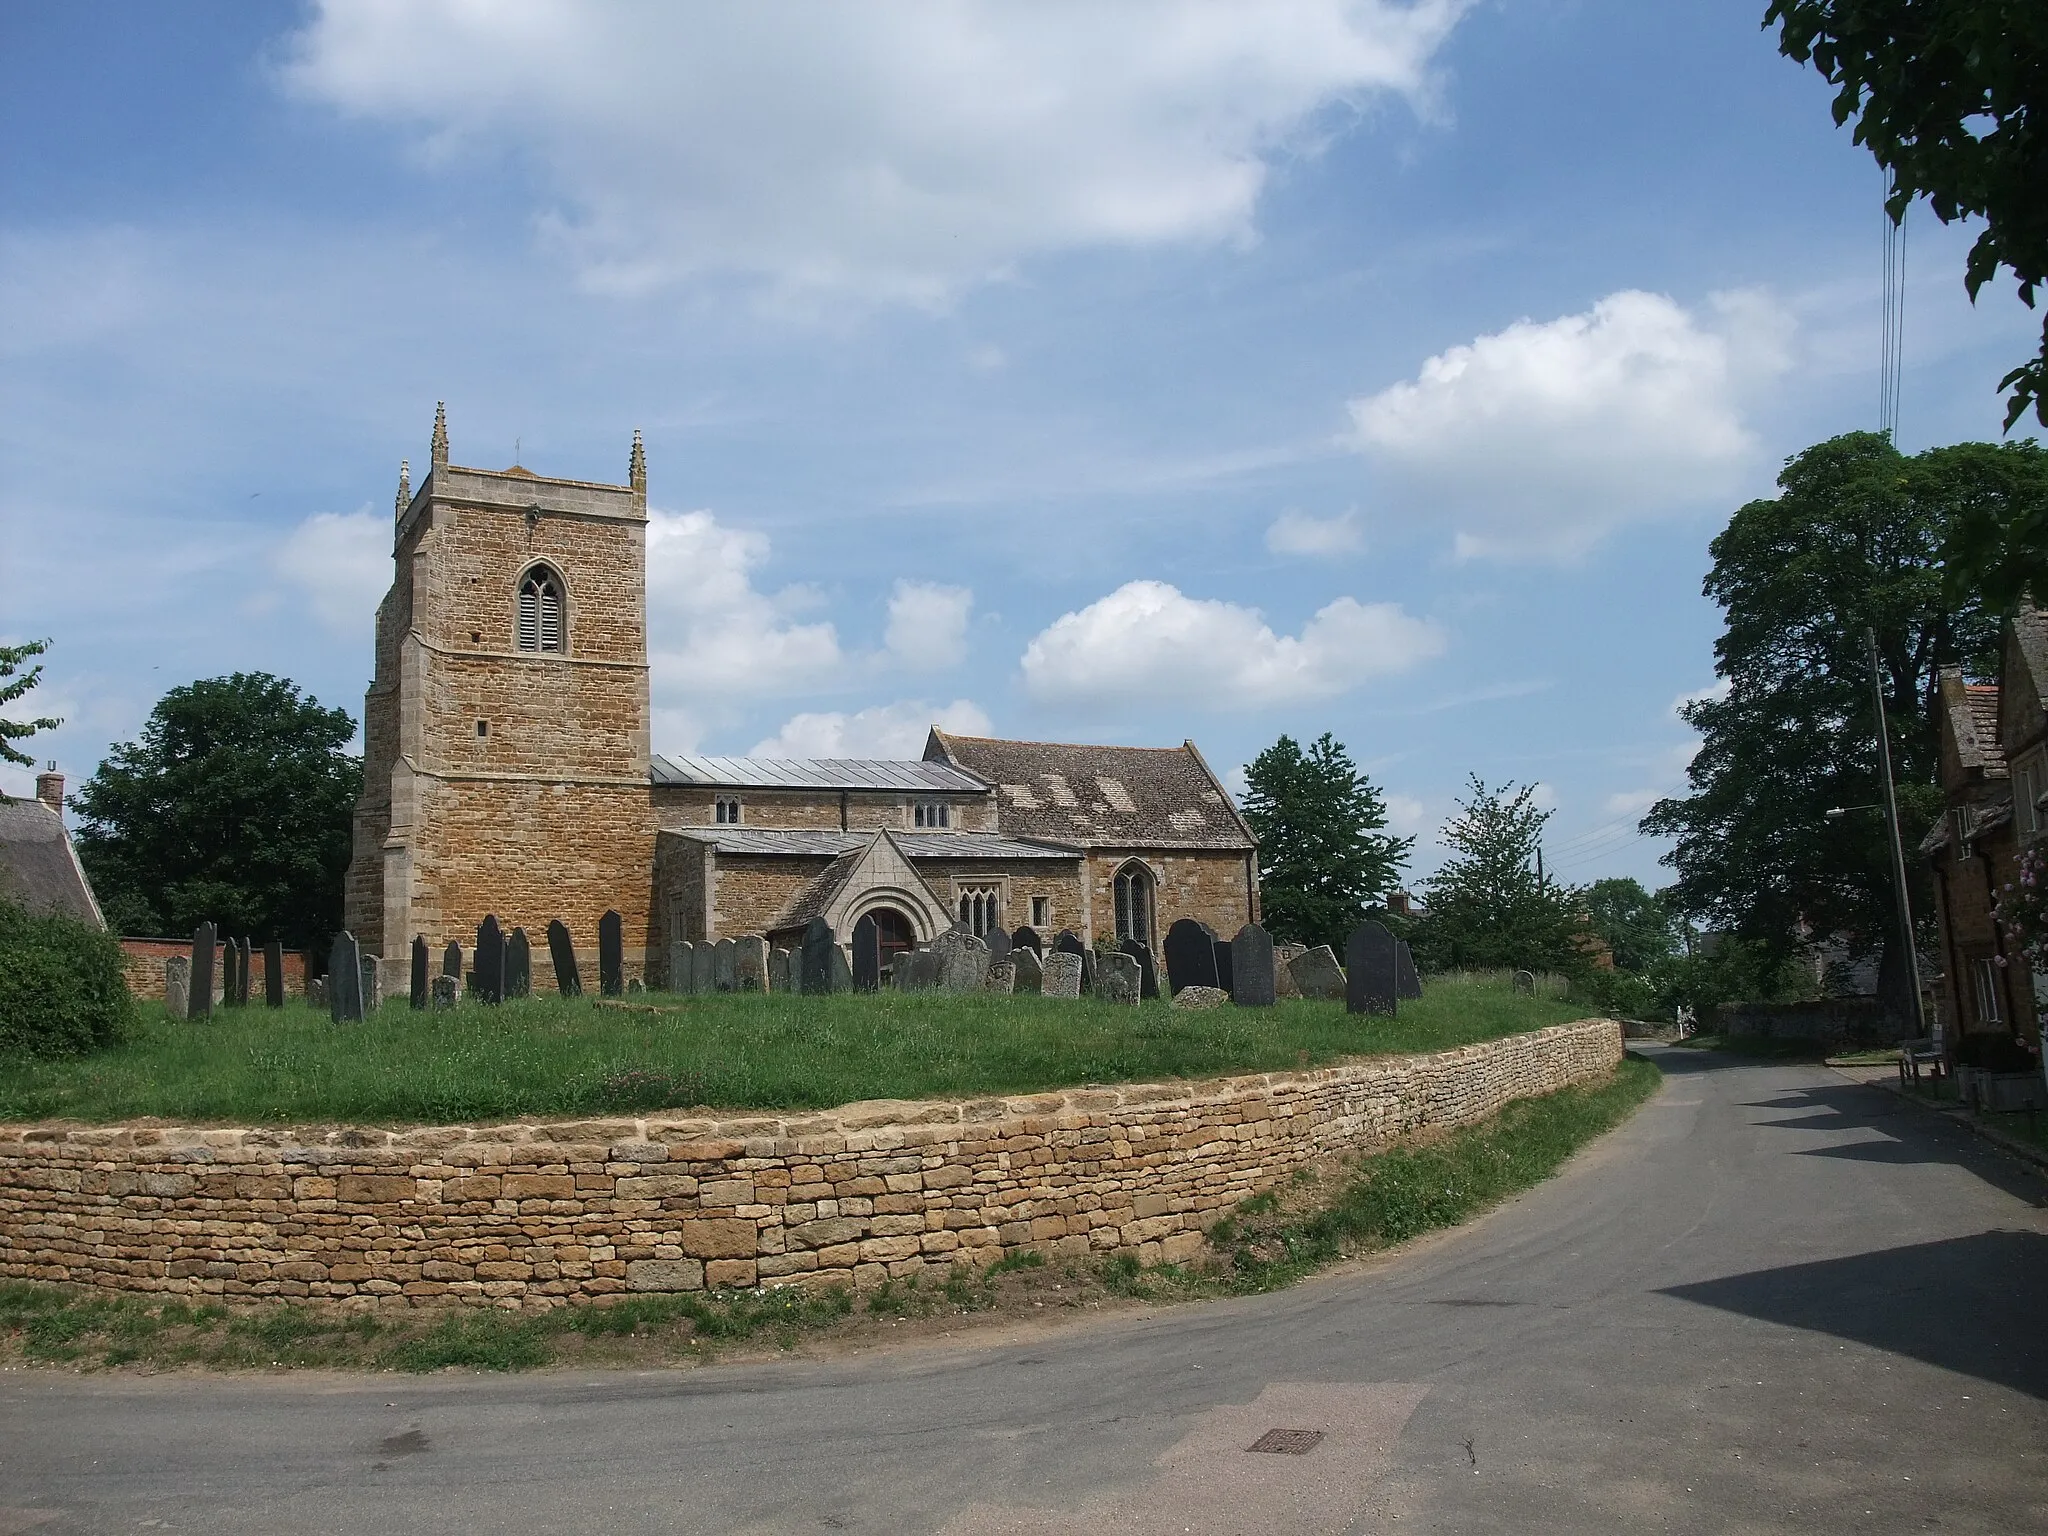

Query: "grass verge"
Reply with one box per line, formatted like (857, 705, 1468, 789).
(0, 978, 1590, 1125)
(0, 1055, 1659, 1374)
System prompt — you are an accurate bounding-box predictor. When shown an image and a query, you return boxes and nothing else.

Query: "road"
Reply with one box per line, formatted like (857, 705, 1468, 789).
(5, 1047, 2047, 1534)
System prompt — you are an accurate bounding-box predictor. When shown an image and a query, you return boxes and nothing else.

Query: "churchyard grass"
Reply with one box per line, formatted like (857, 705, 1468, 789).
(0, 1054, 1658, 1373)
(0, 976, 1589, 1126)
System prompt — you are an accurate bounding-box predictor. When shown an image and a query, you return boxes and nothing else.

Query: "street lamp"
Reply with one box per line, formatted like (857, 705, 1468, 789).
(1825, 804, 1881, 819)
(1865, 627, 1928, 1039)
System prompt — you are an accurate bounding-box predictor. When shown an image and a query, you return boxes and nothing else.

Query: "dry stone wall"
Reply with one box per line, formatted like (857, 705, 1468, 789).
(0, 1019, 1621, 1309)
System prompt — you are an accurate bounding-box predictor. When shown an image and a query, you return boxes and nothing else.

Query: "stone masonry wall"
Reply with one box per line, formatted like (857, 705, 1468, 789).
(0, 1020, 1621, 1309)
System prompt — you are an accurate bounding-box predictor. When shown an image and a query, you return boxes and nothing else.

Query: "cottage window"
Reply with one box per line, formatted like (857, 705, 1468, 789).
(1973, 956, 2004, 1026)
(516, 569, 564, 653)
(914, 801, 951, 828)
(715, 797, 742, 825)
(1113, 861, 1154, 946)
(958, 885, 1000, 937)
(2017, 751, 2047, 840)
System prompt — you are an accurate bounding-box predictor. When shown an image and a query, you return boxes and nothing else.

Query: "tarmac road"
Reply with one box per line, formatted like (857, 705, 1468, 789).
(5, 1046, 2047, 1534)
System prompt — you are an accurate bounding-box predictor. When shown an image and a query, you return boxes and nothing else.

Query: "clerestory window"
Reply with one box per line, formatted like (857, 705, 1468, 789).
(516, 569, 564, 653)
(914, 801, 951, 828)
(715, 797, 742, 825)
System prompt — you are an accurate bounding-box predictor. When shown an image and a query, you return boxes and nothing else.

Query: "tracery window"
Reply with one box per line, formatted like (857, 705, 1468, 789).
(1113, 861, 1154, 946)
(516, 568, 565, 653)
(958, 885, 1000, 938)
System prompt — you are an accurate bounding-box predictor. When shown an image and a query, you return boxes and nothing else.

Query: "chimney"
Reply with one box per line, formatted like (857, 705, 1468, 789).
(35, 761, 63, 814)
(1387, 889, 1412, 918)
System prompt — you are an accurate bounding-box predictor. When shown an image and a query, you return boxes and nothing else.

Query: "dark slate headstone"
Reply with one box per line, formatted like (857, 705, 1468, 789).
(1211, 939, 1235, 999)
(328, 930, 364, 1023)
(851, 913, 882, 993)
(475, 915, 505, 1005)
(442, 941, 463, 979)
(220, 939, 242, 1009)
(188, 922, 216, 1021)
(507, 928, 532, 999)
(799, 917, 837, 995)
(1162, 918, 1218, 997)
(237, 938, 253, 1006)
(548, 919, 581, 997)
(1010, 925, 1044, 956)
(1229, 923, 1277, 1007)
(1053, 929, 1086, 959)
(986, 927, 1012, 967)
(264, 939, 285, 1008)
(599, 909, 624, 997)
(1395, 940, 1422, 1001)
(410, 935, 430, 1010)
(1344, 920, 1399, 1016)
(1011, 946, 1043, 994)
(1119, 939, 1160, 1001)
(894, 948, 940, 992)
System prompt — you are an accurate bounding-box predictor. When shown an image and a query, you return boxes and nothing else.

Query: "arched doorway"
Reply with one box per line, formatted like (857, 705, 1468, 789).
(866, 906, 917, 966)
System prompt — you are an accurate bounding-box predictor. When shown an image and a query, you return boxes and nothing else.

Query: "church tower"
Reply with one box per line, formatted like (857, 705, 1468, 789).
(344, 406, 655, 981)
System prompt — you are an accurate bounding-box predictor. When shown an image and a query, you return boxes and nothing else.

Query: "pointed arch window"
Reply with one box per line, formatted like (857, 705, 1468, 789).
(1113, 861, 1154, 946)
(517, 569, 564, 653)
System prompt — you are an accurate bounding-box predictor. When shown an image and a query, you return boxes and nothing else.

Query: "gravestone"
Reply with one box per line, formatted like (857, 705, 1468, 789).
(1052, 931, 1090, 995)
(851, 914, 882, 993)
(410, 935, 430, 1010)
(985, 960, 1016, 995)
(769, 947, 792, 995)
(713, 937, 737, 993)
(599, 909, 624, 997)
(164, 956, 190, 1019)
(1162, 918, 1219, 996)
(1170, 985, 1229, 1012)
(1288, 945, 1347, 1002)
(431, 974, 458, 1009)
(829, 943, 854, 994)
(1344, 921, 1399, 1016)
(1041, 950, 1083, 1000)
(308, 977, 326, 1010)
(507, 928, 532, 999)
(1229, 923, 1277, 1008)
(475, 915, 505, 1005)
(359, 954, 382, 1013)
(1011, 947, 1044, 995)
(627, 977, 645, 996)
(669, 942, 694, 994)
(1395, 940, 1422, 1001)
(328, 931, 363, 1023)
(1096, 951, 1142, 1005)
(1512, 969, 1535, 996)
(934, 926, 990, 993)
(237, 939, 254, 1006)
(1274, 944, 1304, 1001)
(692, 941, 717, 997)
(1010, 925, 1044, 956)
(547, 920, 581, 997)
(1211, 939, 1235, 1000)
(443, 941, 463, 980)
(1119, 939, 1160, 1001)
(895, 949, 940, 992)
(219, 939, 241, 1008)
(265, 940, 285, 1008)
(986, 927, 1012, 967)
(189, 923, 216, 1021)
(799, 918, 837, 995)
(734, 935, 768, 992)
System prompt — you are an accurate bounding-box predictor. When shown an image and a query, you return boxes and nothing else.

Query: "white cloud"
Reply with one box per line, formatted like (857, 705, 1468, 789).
(284, 0, 1469, 305)
(1266, 507, 1363, 556)
(1348, 288, 1793, 558)
(1603, 788, 1662, 818)
(645, 509, 842, 698)
(751, 698, 992, 759)
(1384, 792, 1428, 837)
(1670, 677, 1730, 721)
(1019, 579, 1442, 710)
(884, 580, 973, 671)
(274, 510, 389, 634)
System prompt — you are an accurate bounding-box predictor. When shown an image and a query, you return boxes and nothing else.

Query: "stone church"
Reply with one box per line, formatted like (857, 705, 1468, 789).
(345, 408, 1259, 986)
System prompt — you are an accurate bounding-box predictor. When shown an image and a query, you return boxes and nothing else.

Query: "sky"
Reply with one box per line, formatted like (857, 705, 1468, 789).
(2, 0, 2041, 892)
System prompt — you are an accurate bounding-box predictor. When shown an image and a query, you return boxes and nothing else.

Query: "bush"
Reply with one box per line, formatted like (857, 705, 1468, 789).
(1569, 966, 1657, 1020)
(0, 901, 132, 1058)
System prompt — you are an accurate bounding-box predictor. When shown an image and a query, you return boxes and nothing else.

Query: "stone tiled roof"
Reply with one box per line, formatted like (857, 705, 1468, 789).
(1937, 669, 2006, 778)
(2015, 604, 2048, 722)
(923, 730, 1255, 850)
(777, 849, 862, 931)
(0, 798, 105, 927)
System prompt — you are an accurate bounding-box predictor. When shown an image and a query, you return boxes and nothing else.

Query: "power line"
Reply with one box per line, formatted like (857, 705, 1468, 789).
(1880, 167, 1907, 440)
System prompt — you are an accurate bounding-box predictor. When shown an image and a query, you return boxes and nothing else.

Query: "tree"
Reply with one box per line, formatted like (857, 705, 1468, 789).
(1583, 877, 1679, 974)
(1937, 437, 2048, 611)
(0, 639, 62, 774)
(72, 674, 362, 946)
(1241, 732, 1410, 951)
(1766, 2, 2048, 429)
(1411, 776, 1585, 974)
(1642, 432, 2013, 1017)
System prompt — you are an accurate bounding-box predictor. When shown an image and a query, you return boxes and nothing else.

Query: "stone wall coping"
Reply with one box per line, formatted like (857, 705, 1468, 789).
(0, 1020, 1616, 1152)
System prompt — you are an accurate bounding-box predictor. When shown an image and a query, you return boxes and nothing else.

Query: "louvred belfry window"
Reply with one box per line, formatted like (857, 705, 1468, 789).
(517, 570, 564, 653)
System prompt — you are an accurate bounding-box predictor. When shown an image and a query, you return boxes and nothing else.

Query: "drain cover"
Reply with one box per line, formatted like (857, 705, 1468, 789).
(1246, 1428, 1325, 1456)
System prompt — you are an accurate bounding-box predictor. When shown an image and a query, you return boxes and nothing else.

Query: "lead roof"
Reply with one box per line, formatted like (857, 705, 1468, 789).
(651, 754, 987, 794)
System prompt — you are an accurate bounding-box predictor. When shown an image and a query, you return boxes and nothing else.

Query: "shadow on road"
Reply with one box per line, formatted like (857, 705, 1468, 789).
(1661, 1229, 2048, 1400)
(1741, 1080, 2048, 1205)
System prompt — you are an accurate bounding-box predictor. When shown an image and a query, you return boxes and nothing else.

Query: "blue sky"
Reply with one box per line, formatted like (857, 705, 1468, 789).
(2, 1, 2039, 890)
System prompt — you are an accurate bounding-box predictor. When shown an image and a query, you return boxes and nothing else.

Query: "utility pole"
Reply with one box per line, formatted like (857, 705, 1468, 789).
(1866, 626, 1928, 1037)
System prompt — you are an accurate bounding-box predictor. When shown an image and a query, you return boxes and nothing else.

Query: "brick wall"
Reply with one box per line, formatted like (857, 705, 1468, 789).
(117, 941, 306, 1003)
(0, 1019, 1622, 1308)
